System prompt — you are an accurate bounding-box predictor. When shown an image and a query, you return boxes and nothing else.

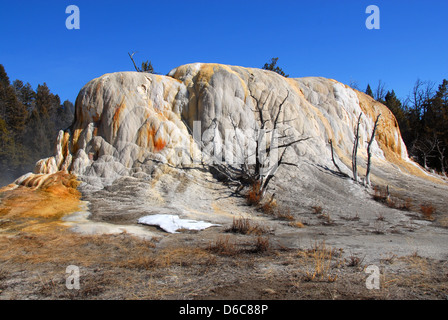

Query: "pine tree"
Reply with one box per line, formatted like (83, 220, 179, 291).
(385, 90, 410, 142)
(56, 100, 75, 129)
(365, 84, 374, 98)
(0, 64, 10, 88)
(13, 80, 35, 111)
(262, 58, 289, 77)
(0, 117, 14, 168)
(35, 83, 54, 117)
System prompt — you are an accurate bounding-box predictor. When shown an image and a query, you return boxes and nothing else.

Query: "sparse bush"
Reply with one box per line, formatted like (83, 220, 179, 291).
(260, 198, 277, 215)
(300, 241, 338, 282)
(347, 253, 364, 267)
(207, 236, 238, 256)
(318, 213, 335, 226)
(420, 204, 436, 220)
(397, 198, 413, 211)
(228, 217, 269, 235)
(372, 220, 386, 234)
(288, 221, 305, 228)
(373, 186, 388, 202)
(341, 213, 360, 221)
(246, 181, 262, 206)
(126, 255, 158, 270)
(276, 208, 295, 221)
(253, 236, 270, 253)
(311, 206, 323, 215)
(373, 186, 416, 212)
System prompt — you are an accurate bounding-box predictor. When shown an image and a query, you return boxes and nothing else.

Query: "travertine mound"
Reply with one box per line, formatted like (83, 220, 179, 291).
(22, 63, 420, 190)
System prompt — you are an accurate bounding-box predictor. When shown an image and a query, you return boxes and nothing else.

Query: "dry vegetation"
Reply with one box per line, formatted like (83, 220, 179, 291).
(0, 176, 447, 300)
(420, 204, 436, 221)
(0, 223, 447, 300)
(372, 185, 440, 222)
(227, 217, 270, 235)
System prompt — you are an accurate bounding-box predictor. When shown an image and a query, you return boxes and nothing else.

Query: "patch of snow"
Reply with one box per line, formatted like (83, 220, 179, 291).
(138, 214, 220, 233)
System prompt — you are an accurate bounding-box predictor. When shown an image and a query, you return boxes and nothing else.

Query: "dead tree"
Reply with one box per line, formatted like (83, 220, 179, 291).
(413, 136, 437, 170)
(128, 52, 154, 73)
(365, 114, 381, 186)
(210, 85, 310, 201)
(128, 52, 141, 72)
(436, 139, 446, 175)
(352, 113, 362, 182)
(329, 139, 349, 178)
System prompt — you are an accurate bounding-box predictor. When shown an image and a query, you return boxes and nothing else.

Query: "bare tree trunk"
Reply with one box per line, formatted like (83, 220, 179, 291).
(436, 140, 446, 175)
(365, 114, 381, 186)
(414, 135, 437, 171)
(352, 114, 362, 182)
(212, 83, 310, 202)
(128, 52, 141, 72)
(329, 139, 349, 177)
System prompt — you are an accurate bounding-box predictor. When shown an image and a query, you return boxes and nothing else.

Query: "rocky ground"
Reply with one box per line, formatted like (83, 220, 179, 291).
(1, 158, 447, 300)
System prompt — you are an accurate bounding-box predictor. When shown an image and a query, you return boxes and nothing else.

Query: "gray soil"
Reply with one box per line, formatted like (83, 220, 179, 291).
(1, 159, 447, 300)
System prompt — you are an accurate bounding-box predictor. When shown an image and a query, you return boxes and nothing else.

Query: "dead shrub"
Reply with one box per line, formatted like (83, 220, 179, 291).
(341, 213, 360, 221)
(397, 198, 413, 211)
(420, 204, 436, 221)
(300, 241, 338, 282)
(253, 236, 270, 253)
(124, 255, 158, 270)
(311, 206, 323, 215)
(372, 220, 386, 234)
(288, 221, 305, 228)
(346, 253, 364, 267)
(207, 236, 238, 256)
(158, 247, 216, 267)
(228, 217, 269, 235)
(276, 208, 295, 221)
(318, 213, 335, 226)
(246, 181, 262, 206)
(260, 198, 277, 215)
(373, 186, 389, 202)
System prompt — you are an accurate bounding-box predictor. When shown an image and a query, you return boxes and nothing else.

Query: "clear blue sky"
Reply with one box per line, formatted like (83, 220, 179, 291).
(0, 0, 447, 104)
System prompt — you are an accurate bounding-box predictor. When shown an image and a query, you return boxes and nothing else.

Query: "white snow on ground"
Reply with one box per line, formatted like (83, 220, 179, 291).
(138, 214, 221, 233)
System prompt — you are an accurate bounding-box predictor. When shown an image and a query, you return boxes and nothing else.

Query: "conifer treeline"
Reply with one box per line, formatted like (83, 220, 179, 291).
(0, 64, 74, 185)
(364, 79, 448, 175)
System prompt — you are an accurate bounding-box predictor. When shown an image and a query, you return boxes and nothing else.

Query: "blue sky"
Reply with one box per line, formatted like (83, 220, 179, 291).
(0, 0, 447, 104)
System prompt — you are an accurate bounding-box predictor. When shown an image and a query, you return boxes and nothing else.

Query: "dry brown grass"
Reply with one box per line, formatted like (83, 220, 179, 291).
(288, 221, 305, 228)
(318, 213, 335, 226)
(275, 208, 295, 221)
(207, 236, 238, 256)
(0, 229, 159, 267)
(297, 241, 339, 283)
(253, 236, 270, 253)
(246, 181, 262, 206)
(372, 186, 415, 212)
(227, 217, 269, 235)
(311, 206, 323, 215)
(260, 198, 277, 215)
(420, 204, 436, 221)
(397, 198, 413, 211)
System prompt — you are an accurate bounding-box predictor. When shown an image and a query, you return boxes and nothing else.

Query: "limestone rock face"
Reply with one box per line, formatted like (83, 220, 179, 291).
(22, 63, 419, 190)
(168, 63, 409, 172)
(33, 72, 200, 189)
